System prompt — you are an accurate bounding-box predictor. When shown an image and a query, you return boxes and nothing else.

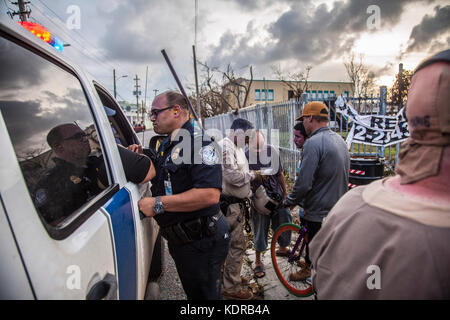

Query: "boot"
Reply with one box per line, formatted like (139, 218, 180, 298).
(222, 288, 253, 300)
(296, 258, 311, 269)
(289, 266, 311, 281)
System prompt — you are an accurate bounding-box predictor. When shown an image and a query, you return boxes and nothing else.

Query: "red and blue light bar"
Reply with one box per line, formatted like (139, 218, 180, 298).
(18, 21, 63, 52)
(49, 35, 63, 52)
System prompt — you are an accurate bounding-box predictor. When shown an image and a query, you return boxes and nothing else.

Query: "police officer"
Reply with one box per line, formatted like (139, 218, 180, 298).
(138, 90, 230, 300)
(34, 123, 154, 226)
(218, 118, 255, 300)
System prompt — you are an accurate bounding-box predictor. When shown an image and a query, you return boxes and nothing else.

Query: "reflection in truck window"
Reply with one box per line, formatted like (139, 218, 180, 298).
(0, 36, 111, 227)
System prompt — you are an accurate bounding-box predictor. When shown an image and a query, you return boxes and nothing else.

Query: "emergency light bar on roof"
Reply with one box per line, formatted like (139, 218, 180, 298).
(18, 21, 63, 52)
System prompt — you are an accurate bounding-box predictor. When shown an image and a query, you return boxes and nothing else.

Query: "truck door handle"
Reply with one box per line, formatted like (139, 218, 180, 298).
(86, 273, 117, 300)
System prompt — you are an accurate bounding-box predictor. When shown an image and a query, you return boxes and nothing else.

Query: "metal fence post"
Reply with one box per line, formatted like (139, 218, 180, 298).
(301, 93, 308, 113)
(288, 101, 294, 151)
(377, 86, 387, 159)
(267, 104, 274, 146)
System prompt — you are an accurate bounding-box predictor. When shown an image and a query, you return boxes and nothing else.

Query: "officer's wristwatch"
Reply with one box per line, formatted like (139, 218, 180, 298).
(153, 196, 165, 215)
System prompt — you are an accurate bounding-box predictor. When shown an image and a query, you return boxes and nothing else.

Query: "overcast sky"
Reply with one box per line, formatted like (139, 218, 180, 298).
(5, 0, 449, 105)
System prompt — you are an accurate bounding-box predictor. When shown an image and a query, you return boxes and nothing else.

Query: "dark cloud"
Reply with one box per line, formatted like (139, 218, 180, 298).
(6, 0, 445, 103)
(429, 36, 450, 53)
(98, 0, 195, 64)
(1, 92, 94, 156)
(223, 0, 284, 11)
(406, 5, 450, 53)
(208, 0, 432, 69)
(0, 36, 44, 89)
(0, 35, 97, 156)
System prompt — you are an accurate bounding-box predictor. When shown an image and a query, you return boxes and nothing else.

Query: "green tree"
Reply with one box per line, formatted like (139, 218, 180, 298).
(388, 69, 413, 108)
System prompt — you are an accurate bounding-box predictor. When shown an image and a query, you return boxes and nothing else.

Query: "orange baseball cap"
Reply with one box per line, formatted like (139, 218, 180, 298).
(296, 101, 329, 121)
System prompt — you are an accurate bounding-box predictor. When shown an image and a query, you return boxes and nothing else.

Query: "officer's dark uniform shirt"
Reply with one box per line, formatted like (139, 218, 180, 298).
(34, 156, 103, 225)
(149, 120, 222, 228)
(34, 146, 151, 225)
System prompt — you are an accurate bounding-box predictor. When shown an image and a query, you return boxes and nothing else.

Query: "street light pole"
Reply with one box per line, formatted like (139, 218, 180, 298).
(113, 69, 116, 99)
(113, 69, 128, 99)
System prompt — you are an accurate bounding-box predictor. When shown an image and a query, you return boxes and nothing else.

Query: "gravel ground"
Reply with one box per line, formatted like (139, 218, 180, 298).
(155, 207, 311, 300)
(157, 239, 187, 300)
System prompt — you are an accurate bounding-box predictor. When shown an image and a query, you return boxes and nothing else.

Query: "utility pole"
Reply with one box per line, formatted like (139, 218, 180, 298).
(141, 100, 145, 131)
(12, 0, 31, 22)
(153, 89, 159, 98)
(398, 63, 404, 108)
(134, 75, 141, 123)
(144, 66, 149, 124)
(193, 45, 201, 122)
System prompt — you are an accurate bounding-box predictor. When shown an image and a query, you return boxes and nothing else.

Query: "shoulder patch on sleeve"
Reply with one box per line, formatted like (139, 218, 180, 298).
(34, 188, 47, 206)
(199, 145, 219, 165)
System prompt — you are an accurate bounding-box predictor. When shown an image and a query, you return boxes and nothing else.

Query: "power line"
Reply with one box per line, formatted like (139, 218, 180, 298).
(115, 91, 128, 102)
(3, 0, 14, 11)
(28, 2, 116, 73)
(16, 1, 138, 102)
(36, 0, 105, 57)
(35, 0, 135, 77)
(3, 1, 15, 18)
(29, 1, 139, 98)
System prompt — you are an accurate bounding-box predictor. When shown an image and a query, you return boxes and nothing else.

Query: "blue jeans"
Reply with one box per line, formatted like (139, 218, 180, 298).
(252, 207, 292, 252)
(168, 214, 231, 300)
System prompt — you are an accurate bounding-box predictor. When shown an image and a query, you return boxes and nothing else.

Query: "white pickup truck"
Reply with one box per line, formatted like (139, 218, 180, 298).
(0, 12, 163, 300)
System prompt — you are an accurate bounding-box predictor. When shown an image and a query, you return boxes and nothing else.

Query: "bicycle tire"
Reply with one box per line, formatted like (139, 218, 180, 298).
(271, 223, 313, 297)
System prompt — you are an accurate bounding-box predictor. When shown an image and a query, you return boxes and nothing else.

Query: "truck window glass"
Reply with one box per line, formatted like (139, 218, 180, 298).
(0, 36, 112, 227)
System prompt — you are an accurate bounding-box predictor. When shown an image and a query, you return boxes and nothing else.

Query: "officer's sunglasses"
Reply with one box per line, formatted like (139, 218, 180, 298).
(63, 132, 88, 142)
(149, 105, 175, 119)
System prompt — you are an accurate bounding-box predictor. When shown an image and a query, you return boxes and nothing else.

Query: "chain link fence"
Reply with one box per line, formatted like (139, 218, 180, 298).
(204, 87, 402, 179)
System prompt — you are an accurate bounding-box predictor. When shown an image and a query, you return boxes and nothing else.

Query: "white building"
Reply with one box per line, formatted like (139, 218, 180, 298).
(118, 101, 153, 129)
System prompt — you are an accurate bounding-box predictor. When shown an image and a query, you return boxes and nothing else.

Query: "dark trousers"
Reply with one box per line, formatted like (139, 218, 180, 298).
(304, 219, 322, 266)
(168, 215, 231, 300)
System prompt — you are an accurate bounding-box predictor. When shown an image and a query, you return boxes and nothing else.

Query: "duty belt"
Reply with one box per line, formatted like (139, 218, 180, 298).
(220, 194, 252, 233)
(160, 211, 222, 247)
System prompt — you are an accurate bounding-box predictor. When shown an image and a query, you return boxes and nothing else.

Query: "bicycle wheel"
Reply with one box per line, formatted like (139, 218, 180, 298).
(271, 223, 313, 297)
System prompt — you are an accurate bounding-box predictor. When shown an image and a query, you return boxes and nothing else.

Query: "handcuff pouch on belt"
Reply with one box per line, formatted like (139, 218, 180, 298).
(220, 194, 252, 233)
(160, 212, 221, 246)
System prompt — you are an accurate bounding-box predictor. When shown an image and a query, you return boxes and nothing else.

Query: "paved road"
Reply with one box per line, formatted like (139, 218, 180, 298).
(158, 239, 187, 300)
(136, 129, 156, 147)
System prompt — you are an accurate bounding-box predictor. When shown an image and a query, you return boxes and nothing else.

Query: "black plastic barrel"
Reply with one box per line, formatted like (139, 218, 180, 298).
(349, 157, 384, 186)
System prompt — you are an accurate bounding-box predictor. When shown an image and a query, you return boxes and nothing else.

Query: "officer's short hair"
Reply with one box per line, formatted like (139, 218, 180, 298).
(230, 118, 254, 131)
(47, 126, 64, 148)
(47, 123, 83, 148)
(165, 90, 189, 111)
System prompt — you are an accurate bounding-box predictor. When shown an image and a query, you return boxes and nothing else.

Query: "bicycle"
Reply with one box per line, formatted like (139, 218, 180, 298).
(271, 222, 314, 297)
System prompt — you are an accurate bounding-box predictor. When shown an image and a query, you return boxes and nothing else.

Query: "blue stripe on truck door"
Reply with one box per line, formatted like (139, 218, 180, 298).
(103, 187, 137, 300)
